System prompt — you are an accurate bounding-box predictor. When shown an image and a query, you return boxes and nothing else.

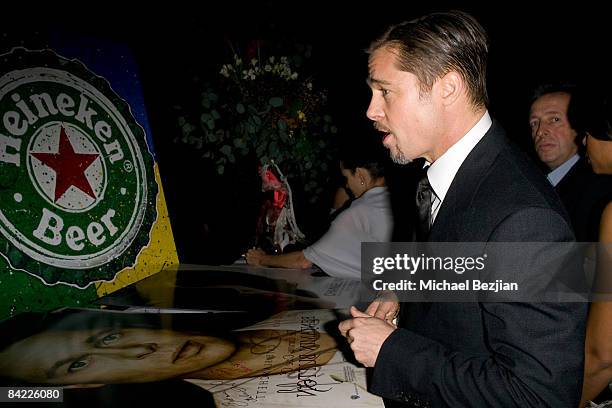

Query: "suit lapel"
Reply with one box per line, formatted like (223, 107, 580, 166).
(428, 122, 506, 241)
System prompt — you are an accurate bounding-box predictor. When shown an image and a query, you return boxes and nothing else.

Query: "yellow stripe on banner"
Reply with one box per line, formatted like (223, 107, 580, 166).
(95, 163, 179, 297)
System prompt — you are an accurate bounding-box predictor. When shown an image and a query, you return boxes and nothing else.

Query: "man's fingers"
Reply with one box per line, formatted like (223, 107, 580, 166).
(350, 306, 371, 318)
(338, 318, 355, 337)
(346, 329, 354, 344)
(373, 302, 394, 319)
(365, 300, 381, 316)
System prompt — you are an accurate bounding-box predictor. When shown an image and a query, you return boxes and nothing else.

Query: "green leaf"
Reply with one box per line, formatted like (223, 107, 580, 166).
(331, 126, 337, 134)
(269, 97, 283, 107)
(220, 145, 232, 156)
(305, 161, 312, 170)
(277, 119, 287, 131)
(211, 110, 221, 119)
(206, 119, 215, 130)
(217, 165, 225, 175)
(256, 143, 267, 157)
(324, 115, 332, 123)
(236, 103, 245, 114)
(236, 123, 245, 135)
(269, 141, 279, 157)
(201, 98, 211, 109)
(182, 123, 194, 135)
(252, 116, 262, 126)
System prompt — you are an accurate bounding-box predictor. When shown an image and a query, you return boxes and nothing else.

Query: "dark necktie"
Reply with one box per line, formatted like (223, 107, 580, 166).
(415, 173, 433, 240)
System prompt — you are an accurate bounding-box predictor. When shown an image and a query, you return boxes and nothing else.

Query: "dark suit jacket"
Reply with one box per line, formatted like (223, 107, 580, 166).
(370, 121, 587, 407)
(555, 156, 612, 242)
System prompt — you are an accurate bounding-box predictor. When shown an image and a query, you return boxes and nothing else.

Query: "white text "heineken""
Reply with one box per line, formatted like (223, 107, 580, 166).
(0, 92, 124, 167)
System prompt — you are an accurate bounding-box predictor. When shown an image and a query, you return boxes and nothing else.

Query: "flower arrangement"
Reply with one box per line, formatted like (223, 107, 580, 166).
(176, 44, 337, 204)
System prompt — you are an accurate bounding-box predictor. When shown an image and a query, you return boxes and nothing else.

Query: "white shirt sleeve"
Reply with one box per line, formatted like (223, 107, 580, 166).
(303, 187, 393, 279)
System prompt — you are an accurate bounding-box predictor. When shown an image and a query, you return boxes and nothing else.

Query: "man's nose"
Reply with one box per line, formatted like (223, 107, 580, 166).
(536, 123, 548, 138)
(94, 343, 158, 359)
(366, 97, 383, 121)
(532, 124, 546, 141)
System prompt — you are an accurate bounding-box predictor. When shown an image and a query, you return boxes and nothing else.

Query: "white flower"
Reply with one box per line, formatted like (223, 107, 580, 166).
(290, 72, 298, 80)
(251, 58, 258, 66)
(264, 64, 272, 72)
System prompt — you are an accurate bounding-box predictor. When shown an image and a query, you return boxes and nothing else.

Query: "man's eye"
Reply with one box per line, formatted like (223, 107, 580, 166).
(381, 89, 390, 96)
(551, 117, 560, 123)
(99, 332, 122, 346)
(529, 121, 538, 128)
(68, 358, 89, 372)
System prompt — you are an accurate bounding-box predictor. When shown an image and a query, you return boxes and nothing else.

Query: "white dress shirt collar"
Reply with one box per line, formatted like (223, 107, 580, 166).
(427, 111, 492, 213)
(547, 154, 579, 187)
(427, 111, 493, 223)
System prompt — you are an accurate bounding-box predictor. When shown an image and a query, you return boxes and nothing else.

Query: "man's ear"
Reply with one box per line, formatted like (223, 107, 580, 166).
(436, 71, 463, 107)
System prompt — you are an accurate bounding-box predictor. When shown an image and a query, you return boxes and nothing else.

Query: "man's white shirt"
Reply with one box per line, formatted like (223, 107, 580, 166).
(426, 111, 492, 224)
(547, 153, 579, 187)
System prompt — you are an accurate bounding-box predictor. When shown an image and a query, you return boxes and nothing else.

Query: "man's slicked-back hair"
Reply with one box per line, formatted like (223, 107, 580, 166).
(368, 10, 489, 109)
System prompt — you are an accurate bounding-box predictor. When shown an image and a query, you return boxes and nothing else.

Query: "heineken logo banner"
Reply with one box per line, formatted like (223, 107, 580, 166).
(0, 47, 178, 321)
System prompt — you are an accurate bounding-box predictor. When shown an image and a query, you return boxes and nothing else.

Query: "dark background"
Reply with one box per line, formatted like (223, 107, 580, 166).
(3, 1, 610, 263)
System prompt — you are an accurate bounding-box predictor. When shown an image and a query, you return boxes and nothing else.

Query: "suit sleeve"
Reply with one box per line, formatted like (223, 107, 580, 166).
(370, 207, 587, 407)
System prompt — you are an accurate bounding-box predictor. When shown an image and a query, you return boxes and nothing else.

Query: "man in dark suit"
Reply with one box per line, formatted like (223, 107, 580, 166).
(530, 83, 612, 242)
(338, 11, 587, 407)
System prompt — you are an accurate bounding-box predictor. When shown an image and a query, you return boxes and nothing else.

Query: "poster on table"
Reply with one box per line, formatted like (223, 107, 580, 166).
(0, 307, 383, 407)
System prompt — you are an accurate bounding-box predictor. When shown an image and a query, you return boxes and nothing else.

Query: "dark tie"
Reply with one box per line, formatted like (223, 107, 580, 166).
(415, 173, 433, 240)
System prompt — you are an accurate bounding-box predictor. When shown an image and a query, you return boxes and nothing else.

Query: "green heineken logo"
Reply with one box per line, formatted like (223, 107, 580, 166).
(0, 48, 157, 287)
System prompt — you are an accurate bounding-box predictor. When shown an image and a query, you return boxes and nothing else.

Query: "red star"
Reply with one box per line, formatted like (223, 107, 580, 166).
(31, 126, 100, 202)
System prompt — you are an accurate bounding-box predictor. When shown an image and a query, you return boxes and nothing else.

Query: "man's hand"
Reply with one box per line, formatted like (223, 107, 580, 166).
(365, 291, 399, 325)
(246, 248, 267, 266)
(338, 306, 397, 367)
